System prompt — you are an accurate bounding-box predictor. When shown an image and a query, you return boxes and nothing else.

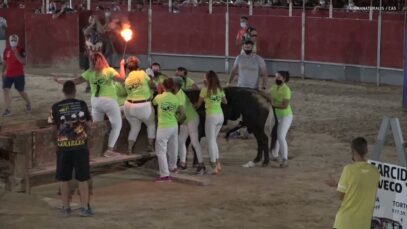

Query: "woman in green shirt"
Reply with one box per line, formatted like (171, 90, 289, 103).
(123, 56, 156, 154)
(269, 71, 293, 168)
(153, 78, 186, 181)
(54, 52, 125, 158)
(195, 71, 227, 175)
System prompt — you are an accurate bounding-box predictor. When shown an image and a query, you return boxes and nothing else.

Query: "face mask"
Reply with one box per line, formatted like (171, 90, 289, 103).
(275, 79, 283, 85)
(10, 41, 17, 47)
(153, 71, 160, 77)
(244, 50, 252, 55)
(240, 22, 247, 29)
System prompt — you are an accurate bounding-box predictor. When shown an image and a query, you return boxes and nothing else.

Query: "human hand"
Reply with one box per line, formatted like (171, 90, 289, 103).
(325, 175, 337, 188)
(120, 59, 125, 66)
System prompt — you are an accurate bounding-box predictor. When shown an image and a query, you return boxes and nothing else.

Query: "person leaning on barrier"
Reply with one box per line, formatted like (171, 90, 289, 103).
(326, 137, 380, 229)
(48, 81, 93, 217)
(123, 56, 156, 154)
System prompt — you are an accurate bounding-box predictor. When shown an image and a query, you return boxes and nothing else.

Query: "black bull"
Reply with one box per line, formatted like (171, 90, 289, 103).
(184, 87, 278, 166)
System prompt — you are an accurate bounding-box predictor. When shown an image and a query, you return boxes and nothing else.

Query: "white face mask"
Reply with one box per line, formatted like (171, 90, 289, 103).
(10, 41, 17, 47)
(240, 22, 247, 29)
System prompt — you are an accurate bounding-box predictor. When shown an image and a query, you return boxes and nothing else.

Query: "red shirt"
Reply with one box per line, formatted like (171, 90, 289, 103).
(3, 47, 25, 77)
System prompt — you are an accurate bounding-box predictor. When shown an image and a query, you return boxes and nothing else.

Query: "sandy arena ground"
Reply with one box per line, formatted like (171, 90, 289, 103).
(0, 68, 405, 229)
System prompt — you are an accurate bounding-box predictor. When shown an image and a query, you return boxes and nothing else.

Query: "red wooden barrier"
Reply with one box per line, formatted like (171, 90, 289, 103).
(152, 12, 225, 55)
(305, 17, 377, 66)
(381, 20, 403, 68)
(25, 13, 79, 67)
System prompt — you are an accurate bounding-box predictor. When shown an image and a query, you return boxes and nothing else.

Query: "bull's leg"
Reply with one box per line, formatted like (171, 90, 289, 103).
(252, 136, 263, 163)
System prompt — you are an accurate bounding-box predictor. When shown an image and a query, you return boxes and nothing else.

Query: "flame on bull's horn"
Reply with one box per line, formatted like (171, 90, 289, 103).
(120, 24, 133, 42)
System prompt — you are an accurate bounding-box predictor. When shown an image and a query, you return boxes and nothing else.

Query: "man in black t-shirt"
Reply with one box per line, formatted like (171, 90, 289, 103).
(48, 81, 93, 217)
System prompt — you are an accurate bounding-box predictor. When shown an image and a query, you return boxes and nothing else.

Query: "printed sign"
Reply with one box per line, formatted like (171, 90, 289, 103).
(369, 160, 407, 229)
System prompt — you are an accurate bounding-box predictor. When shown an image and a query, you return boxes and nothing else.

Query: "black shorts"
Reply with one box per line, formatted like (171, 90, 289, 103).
(56, 148, 90, 182)
(2, 75, 25, 91)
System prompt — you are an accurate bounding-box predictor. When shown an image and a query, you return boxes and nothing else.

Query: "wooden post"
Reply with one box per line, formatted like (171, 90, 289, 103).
(9, 132, 32, 193)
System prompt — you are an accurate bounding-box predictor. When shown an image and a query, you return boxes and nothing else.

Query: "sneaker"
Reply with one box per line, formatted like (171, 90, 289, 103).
(177, 163, 187, 171)
(196, 165, 206, 175)
(2, 109, 11, 117)
(156, 176, 172, 182)
(26, 103, 32, 112)
(169, 168, 178, 174)
(60, 206, 72, 217)
(103, 150, 121, 158)
(79, 207, 93, 217)
(280, 159, 288, 168)
(242, 161, 256, 168)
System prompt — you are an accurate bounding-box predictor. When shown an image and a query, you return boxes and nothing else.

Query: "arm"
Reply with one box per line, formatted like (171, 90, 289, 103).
(260, 58, 268, 90)
(228, 59, 239, 86)
(273, 99, 290, 109)
(195, 96, 204, 109)
(192, 83, 200, 90)
(52, 8, 65, 19)
(112, 61, 126, 82)
(12, 48, 26, 64)
(222, 96, 227, 104)
(337, 191, 345, 201)
(176, 106, 186, 124)
(83, 23, 94, 36)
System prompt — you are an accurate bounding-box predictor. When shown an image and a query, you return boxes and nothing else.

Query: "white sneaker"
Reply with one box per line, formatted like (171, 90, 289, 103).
(242, 161, 256, 168)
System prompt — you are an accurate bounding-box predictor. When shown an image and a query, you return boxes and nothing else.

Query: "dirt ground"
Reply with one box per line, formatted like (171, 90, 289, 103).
(0, 68, 405, 229)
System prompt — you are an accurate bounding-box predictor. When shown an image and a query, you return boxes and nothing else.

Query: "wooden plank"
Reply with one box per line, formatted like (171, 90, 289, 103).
(29, 153, 156, 177)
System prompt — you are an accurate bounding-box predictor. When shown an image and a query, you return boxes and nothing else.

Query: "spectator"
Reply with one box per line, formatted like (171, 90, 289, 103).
(48, 1, 57, 14)
(123, 56, 156, 154)
(0, 16, 7, 61)
(153, 78, 186, 182)
(181, 0, 199, 7)
(236, 17, 259, 54)
(195, 71, 227, 175)
(173, 76, 206, 175)
(54, 52, 126, 158)
(52, 1, 76, 19)
(175, 67, 199, 90)
(0, 0, 9, 8)
(327, 137, 380, 229)
(48, 81, 93, 217)
(135, 0, 145, 11)
(227, 40, 268, 90)
(2, 34, 32, 117)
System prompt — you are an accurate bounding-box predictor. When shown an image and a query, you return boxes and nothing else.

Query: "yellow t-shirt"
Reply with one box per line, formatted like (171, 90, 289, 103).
(81, 67, 119, 100)
(199, 87, 225, 115)
(152, 92, 181, 128)
(125, 70, 152, 101)
(269, 84, 293, 118)
(334, 162, 380, 229)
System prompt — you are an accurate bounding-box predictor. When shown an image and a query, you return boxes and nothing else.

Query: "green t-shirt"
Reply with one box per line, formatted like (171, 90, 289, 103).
(269, 84, 293, 118)
(199, 87, 225, 115)
(125, 70, 152, 101)
(153, 92, 181, 128)
(181, 77, 196, 90)
(153, 74, 167, 86)
(114, 82, 127, 106)
(334, 162, 380, 229)
(81, 67, 119, 100)
(176, 89, 198, 124)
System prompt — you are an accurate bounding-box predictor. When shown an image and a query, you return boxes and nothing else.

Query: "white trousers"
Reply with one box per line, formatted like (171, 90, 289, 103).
(156, 127, 178, 177)
(91, 97, 122, 149)
(205, 114, 224, 163)
(178, 117, 203, 164)
(272, 115, 293, 160)
(123, 101, 156, 141)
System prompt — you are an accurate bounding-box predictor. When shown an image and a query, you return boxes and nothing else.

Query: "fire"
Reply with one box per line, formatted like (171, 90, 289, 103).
(120, 28, 133, 42)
